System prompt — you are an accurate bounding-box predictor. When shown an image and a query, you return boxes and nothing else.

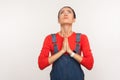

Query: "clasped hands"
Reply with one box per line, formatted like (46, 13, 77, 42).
(61, 35, 73, 55)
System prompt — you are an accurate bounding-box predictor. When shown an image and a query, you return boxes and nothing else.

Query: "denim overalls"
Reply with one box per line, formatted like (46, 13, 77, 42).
(50, 33, 84, 80)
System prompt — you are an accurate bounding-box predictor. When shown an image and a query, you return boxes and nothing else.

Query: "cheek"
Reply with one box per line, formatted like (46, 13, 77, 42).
(58, 17, 64, 22)
(58, 18, 62, 23)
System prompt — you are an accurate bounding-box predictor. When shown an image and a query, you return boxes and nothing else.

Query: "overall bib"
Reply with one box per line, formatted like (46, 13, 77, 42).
(50, 33, 84, 80)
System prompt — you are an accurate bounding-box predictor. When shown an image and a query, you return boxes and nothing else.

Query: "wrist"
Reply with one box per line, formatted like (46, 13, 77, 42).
(67, 49, 72, 54)
(60, 49, 65, 54)
(70, 52, 75, 57)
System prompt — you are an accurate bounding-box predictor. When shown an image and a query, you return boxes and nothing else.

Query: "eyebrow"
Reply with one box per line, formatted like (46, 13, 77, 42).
(60, 9, 72, 13)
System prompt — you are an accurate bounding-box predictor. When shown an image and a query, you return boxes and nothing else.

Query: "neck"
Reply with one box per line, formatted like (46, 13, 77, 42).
(59, 24, 73, 37)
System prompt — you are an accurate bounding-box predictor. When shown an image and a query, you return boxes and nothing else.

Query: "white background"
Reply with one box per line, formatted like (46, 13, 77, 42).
(0, 0, 120, 80)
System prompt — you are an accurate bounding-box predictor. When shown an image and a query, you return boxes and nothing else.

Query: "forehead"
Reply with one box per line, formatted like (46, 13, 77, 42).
(60, 7, 73, 12)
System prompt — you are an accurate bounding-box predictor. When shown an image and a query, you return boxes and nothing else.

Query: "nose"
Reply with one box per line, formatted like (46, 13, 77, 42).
(64, 11, 68, 16)
(65, 11, 69, 14)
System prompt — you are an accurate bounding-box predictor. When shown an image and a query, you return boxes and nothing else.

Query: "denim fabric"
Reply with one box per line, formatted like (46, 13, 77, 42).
(50, 33, 84, 80)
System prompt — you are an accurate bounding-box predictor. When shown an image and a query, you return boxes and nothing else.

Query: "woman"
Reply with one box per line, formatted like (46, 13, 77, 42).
(38, 6, 94, 80)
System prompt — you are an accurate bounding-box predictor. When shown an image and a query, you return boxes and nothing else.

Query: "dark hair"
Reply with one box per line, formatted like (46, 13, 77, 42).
(58, 6, 76, 19)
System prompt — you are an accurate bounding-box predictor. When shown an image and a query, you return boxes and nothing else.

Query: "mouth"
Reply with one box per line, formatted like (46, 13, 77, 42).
(63, 17, 68, 19)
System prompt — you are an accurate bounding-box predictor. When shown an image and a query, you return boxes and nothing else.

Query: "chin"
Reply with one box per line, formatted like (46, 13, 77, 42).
(61, 21, 72, 24)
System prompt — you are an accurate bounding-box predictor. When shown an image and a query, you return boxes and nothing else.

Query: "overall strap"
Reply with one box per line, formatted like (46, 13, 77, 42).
(51, 34, 58, 53)
(75, 33, 81, 53)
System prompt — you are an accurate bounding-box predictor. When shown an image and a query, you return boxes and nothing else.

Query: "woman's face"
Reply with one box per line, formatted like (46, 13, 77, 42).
(58, 7, 75, 25)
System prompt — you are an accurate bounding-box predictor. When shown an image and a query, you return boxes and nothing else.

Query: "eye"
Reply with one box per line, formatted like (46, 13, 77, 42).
(60, 10, 64, 14)
(59, 9, 72, 15)
(67, 10, 72, 13)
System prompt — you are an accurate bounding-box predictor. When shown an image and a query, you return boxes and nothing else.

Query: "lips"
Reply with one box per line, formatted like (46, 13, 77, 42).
(63, 17, 68, 19)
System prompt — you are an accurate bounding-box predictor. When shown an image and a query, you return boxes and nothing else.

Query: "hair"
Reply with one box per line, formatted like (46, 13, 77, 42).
(58, 6, 76, 19)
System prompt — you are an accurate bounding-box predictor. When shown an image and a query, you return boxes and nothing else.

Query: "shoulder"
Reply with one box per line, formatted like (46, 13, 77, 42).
(44, 33, 57, 42)
(80, 33, 90, 43)
(81, 33, 88, 39)
(75, 32, 89, 41)
(43, 34, 53, 42)
(75, 33, 88, 39)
